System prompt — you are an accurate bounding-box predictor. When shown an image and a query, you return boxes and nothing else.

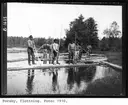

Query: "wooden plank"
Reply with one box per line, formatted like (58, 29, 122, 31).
(101, 61, 122, 70)
(7, 63, 99, 71)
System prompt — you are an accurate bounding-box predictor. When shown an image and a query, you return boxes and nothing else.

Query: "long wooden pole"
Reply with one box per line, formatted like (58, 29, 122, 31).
(58, 24, 62, 50)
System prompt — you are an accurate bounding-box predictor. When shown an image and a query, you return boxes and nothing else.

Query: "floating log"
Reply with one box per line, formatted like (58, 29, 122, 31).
(7, 63, 99, 71)
(7, 58, 69, 63)
(7, 55, 107, 63)
(101, 61, 122, 71)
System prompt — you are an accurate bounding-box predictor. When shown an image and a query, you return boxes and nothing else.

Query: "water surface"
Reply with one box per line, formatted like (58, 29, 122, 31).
(7, 65, 122, 95)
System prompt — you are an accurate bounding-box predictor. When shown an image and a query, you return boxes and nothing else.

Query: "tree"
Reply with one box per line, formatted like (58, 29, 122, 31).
(84, 17, 99, 48)
(103, 21, 121, 51)
(99, 37, 109, 51)
(65, 14, 99, 49)
(103, 21, 121, 38)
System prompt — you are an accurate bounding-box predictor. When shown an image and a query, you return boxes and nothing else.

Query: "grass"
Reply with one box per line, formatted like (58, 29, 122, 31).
(83, 75, 123, 96)
(92, 50, 122, 66)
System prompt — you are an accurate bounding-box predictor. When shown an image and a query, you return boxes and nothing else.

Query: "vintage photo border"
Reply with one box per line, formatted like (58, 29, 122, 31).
(1, 1, 127, 98)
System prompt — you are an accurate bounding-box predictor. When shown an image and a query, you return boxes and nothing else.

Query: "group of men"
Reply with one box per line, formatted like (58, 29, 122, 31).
(27, 35, 92, 65)
(27, 35, 60, 65)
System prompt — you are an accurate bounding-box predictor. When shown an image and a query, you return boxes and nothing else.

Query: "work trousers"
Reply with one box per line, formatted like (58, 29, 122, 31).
(69, 50, 75, 63)
(52, 50, 59, 64)
(27, 47, 35, 65)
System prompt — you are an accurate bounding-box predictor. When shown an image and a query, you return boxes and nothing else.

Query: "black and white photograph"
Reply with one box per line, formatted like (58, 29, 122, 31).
(6, 2, 123, 96)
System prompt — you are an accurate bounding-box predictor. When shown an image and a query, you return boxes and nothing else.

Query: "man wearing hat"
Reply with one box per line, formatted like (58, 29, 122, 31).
(27, 35, 36, 65)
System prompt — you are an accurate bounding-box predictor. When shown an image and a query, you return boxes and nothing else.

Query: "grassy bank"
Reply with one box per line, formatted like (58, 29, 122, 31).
(92, 50, 122, 66)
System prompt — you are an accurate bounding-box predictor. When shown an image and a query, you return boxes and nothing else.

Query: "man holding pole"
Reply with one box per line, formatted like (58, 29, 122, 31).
(27, 35, 36, 65)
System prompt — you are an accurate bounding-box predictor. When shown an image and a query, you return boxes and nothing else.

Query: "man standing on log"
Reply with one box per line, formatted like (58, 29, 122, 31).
(27, 35, 36, 65)
(68, 40, 76, 64)
(51, 39, 60, 65)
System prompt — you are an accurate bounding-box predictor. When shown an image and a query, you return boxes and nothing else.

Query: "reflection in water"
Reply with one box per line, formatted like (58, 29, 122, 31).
(26, 69, 34, 94)
(8, 65, 122, 95)
(67, 66, 96, 89)
(67, 68, 76, 90)
(52, 68, 59, 92)
(78, 66, 96, 83)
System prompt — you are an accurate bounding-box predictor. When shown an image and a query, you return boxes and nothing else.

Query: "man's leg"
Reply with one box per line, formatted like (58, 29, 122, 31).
(56, 52, 60, 64)
(28, 53, 31, 65)
(54, 51, 58, 64)
(71, 50, 74, 63)
(43, 53, 47, 64)
(73, 51, 76, 64)
(68, 52, 71, 63)
(52, 51, 56, 64)
(27, 49, 31, 65)
(49, 52, 52, 64)
(32, 52, 36, 64)
(79, 51, 82, 60)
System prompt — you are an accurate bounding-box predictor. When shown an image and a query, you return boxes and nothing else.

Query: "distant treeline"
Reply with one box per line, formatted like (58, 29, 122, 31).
(99, 37, 122, 51)
(7, 36, 122, 52)
(7, 36, 66, 52)
(7, 36, 28, 48)
(7, 36, 62, 48)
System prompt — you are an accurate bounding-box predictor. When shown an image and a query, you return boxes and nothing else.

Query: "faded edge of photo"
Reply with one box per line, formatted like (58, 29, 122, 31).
(1, 2, 7, 95)
(2, 1, 127, 97)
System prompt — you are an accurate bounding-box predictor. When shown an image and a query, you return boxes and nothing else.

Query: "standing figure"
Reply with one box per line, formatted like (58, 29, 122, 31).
(51, 39, 60, 65)
(49, 44, 53, 64)
(87, 45, 92, 56)
(78, 43, 83, 60)
(68, 40, 75, 64)
(43, 49, 48, 64)
(75, 42, 80, 61)
(38, 44, 51, 64)
(27, 35, 36, 65)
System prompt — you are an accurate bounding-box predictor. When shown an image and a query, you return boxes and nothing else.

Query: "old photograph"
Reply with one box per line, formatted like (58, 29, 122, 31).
(7, 3, 123, 96)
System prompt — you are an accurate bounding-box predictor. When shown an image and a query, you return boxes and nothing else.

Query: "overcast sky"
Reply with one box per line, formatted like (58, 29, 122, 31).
(7, 3, 122, 39)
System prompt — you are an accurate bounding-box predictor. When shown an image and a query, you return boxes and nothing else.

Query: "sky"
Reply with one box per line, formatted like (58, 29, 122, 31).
(7, 3, 122, 39)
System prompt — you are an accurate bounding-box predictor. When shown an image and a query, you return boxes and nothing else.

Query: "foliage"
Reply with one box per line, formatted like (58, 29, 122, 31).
(65, 14, 99, 49)
(7, 36, 66, 52)
(101, 21, 122, 51)
(99, 37, 122, 51)
(103, 21, 121, 38)
(7, 19, 122, 52)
